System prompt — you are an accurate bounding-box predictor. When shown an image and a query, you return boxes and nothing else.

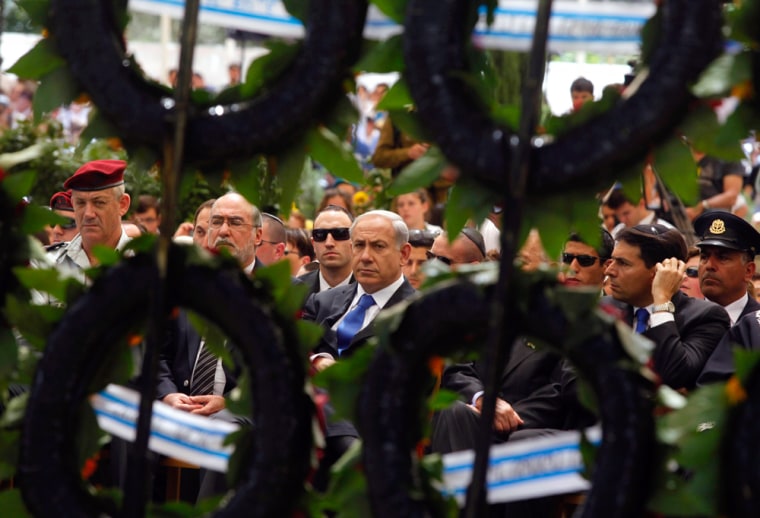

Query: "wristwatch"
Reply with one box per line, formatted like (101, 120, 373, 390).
(652, 301, 676, 313)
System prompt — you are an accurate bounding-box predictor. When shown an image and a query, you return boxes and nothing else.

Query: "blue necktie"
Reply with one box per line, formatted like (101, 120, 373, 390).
(336, 294, 376, 356)
(634, 308, 649, 334)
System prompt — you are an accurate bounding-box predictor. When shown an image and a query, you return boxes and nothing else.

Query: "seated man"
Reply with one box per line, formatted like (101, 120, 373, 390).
(604, 224, 729, 390)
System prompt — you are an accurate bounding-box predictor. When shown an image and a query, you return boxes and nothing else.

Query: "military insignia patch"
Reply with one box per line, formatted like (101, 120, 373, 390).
(709, 219, 726, 234)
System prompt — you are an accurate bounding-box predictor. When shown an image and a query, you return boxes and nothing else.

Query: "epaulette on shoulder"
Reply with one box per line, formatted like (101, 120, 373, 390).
(45, 241, 68, 253)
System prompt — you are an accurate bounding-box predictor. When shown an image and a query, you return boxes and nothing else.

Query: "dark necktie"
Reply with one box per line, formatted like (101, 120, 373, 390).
(634, 308, 649, 334)
(190, 341, 217, 396)
(336, 294, 376, 356)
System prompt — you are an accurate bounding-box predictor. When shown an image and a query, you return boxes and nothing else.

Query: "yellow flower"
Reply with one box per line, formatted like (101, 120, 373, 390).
(726, 375, 747, 405)
(353, 190, 370, 207)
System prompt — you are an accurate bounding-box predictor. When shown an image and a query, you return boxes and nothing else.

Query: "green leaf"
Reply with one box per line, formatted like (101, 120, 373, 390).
(322, 94, 359, 146)
(388, 147, 447, 196)
(386, 108, 428, 142)
(241, 40, 302, 98)
(20, 203, 56, 234)
(306, 126, 364, 184)
(639, 4, 662, 67)
(321, 440, 372, 516)
(733, 347, 760, 384)
(356, 35, 405, 73)
(7, 39, 66, 80)
(296, 320, 324, 356)
(652, 134, 699, 205)
(376, 78, 413, 111)
(228, 157, 263, 208)
(371, 0, 407, 24)
(312, 346, 375, 423)
(275, 138, 309, 219)
(443, 179, 497, 241)
(79, 110, 119, 143)
(90, 245, 121, 267)
(76, 402, 107, 475)
(715, 102, 760, 159)
(282, 0, 309, 22)
(0, 489, 32, 518)
(17, 0, 51, 28)
(691, 52, 752, 99)
(427, 389, 460, 411)
(0, 430, 20, 481)
(3, 170, 37, 200)
(680, 104, 743, 161)
(4, 293, 62, 348)
(0, 393, 28, 429)
(34, 66, 81, 122)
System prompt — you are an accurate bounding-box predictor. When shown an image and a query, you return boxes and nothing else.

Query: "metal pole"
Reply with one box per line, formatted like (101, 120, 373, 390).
(122, 0, 200, 515)
(464, 1, 553, 515)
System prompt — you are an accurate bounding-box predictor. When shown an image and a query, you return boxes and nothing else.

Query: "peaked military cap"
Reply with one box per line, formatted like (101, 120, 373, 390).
(63, 160, 126, 191)
(694, 212, 760, 255)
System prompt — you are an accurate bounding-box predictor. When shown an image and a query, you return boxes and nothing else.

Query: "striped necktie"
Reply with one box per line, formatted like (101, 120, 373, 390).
(190, 341, 217, 396)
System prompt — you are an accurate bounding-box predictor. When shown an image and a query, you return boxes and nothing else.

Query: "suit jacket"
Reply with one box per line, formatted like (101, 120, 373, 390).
(698, 306, 760, 385)
(608, 291, 729, 390)
(295, 269, 355, 300)
(303, 279, 416, 358)
(156, 312, 239, 400)
(441, 340, 565, 431)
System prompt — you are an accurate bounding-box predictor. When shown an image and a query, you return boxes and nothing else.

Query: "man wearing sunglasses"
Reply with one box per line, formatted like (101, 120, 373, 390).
(297, 205, 356, 297)
(559, 230, 613, 289)
(48, 190, 79, 244)
(605, 224, 729, 390)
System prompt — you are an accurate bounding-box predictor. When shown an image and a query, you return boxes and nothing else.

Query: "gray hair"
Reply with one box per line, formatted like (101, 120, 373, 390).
(351, 210, 409, 248)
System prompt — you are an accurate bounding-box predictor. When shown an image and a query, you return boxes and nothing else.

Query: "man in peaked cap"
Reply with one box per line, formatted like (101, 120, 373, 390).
(47, 159, 131, 277)
(48, 190, 78, 244)
(694, 212, 760, 325)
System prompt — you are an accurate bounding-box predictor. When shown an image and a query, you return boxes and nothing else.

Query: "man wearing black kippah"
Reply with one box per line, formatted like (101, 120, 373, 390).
(604, 224, 728, 390)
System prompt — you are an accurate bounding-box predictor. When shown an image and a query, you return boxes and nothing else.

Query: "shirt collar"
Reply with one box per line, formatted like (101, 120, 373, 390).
(355, 275, 405, 310)
(711, 292, 749, 326)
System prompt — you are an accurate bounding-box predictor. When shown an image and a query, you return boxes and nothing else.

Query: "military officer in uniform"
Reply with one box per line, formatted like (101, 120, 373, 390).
(48, 190, 79, 244)
(44, 159, 132, 282)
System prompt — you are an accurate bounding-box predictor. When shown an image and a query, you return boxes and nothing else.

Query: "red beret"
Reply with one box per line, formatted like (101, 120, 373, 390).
(63, 159, 126, 191)
(49, 190, 73, 212)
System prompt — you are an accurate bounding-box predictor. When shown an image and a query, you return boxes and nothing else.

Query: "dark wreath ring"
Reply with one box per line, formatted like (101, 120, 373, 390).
(18, 245, 312, 517)
(403, 0, 723, 193)
(49, 0, 367, 161)
(357, 280, 655, 517)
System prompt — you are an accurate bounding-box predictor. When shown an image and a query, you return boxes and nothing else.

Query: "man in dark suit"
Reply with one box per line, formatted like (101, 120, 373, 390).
(159, 192, 264, 416)
(605, 224, 729, 390)
(693, 212, 760, 325)
(692, 213, 760, 385)
(303, 209, 415, 489)
(296, 205, 355, 298)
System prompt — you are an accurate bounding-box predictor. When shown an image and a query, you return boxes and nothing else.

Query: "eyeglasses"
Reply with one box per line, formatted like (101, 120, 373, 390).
(58, 217, 77, 230)
(561, 253, 599, 267)
(283, 249, 295, 256)
(426, 250, 452, 265)
(312, 227, 350, 242)
(259, 239, 280, 246)
(685, 266, 699, 278)
(209, 216, 255, 229)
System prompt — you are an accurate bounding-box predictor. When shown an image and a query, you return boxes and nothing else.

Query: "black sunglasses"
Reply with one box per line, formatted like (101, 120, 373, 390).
(561, 253, 599, 267)
(685, 266, 699, 278)
(312, 227, 350, 242)
(425, 250, 452, 265)
(58, 217, 76, 230)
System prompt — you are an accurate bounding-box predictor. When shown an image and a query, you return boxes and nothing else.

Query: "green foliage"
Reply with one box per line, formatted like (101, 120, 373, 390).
(7, 39, 66, 80)
(306, 126, 364, 184)
(356, 35, 405, 73)
(371, 0, 407, 24)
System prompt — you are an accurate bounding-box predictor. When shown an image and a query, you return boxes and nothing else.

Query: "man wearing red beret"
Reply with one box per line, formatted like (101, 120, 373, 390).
(47, 159, 132, 276)
(48, 190, 78, 244)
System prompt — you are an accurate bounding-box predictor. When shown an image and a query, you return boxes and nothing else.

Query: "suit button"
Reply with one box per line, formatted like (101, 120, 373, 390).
(183, 379, 189, 387)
